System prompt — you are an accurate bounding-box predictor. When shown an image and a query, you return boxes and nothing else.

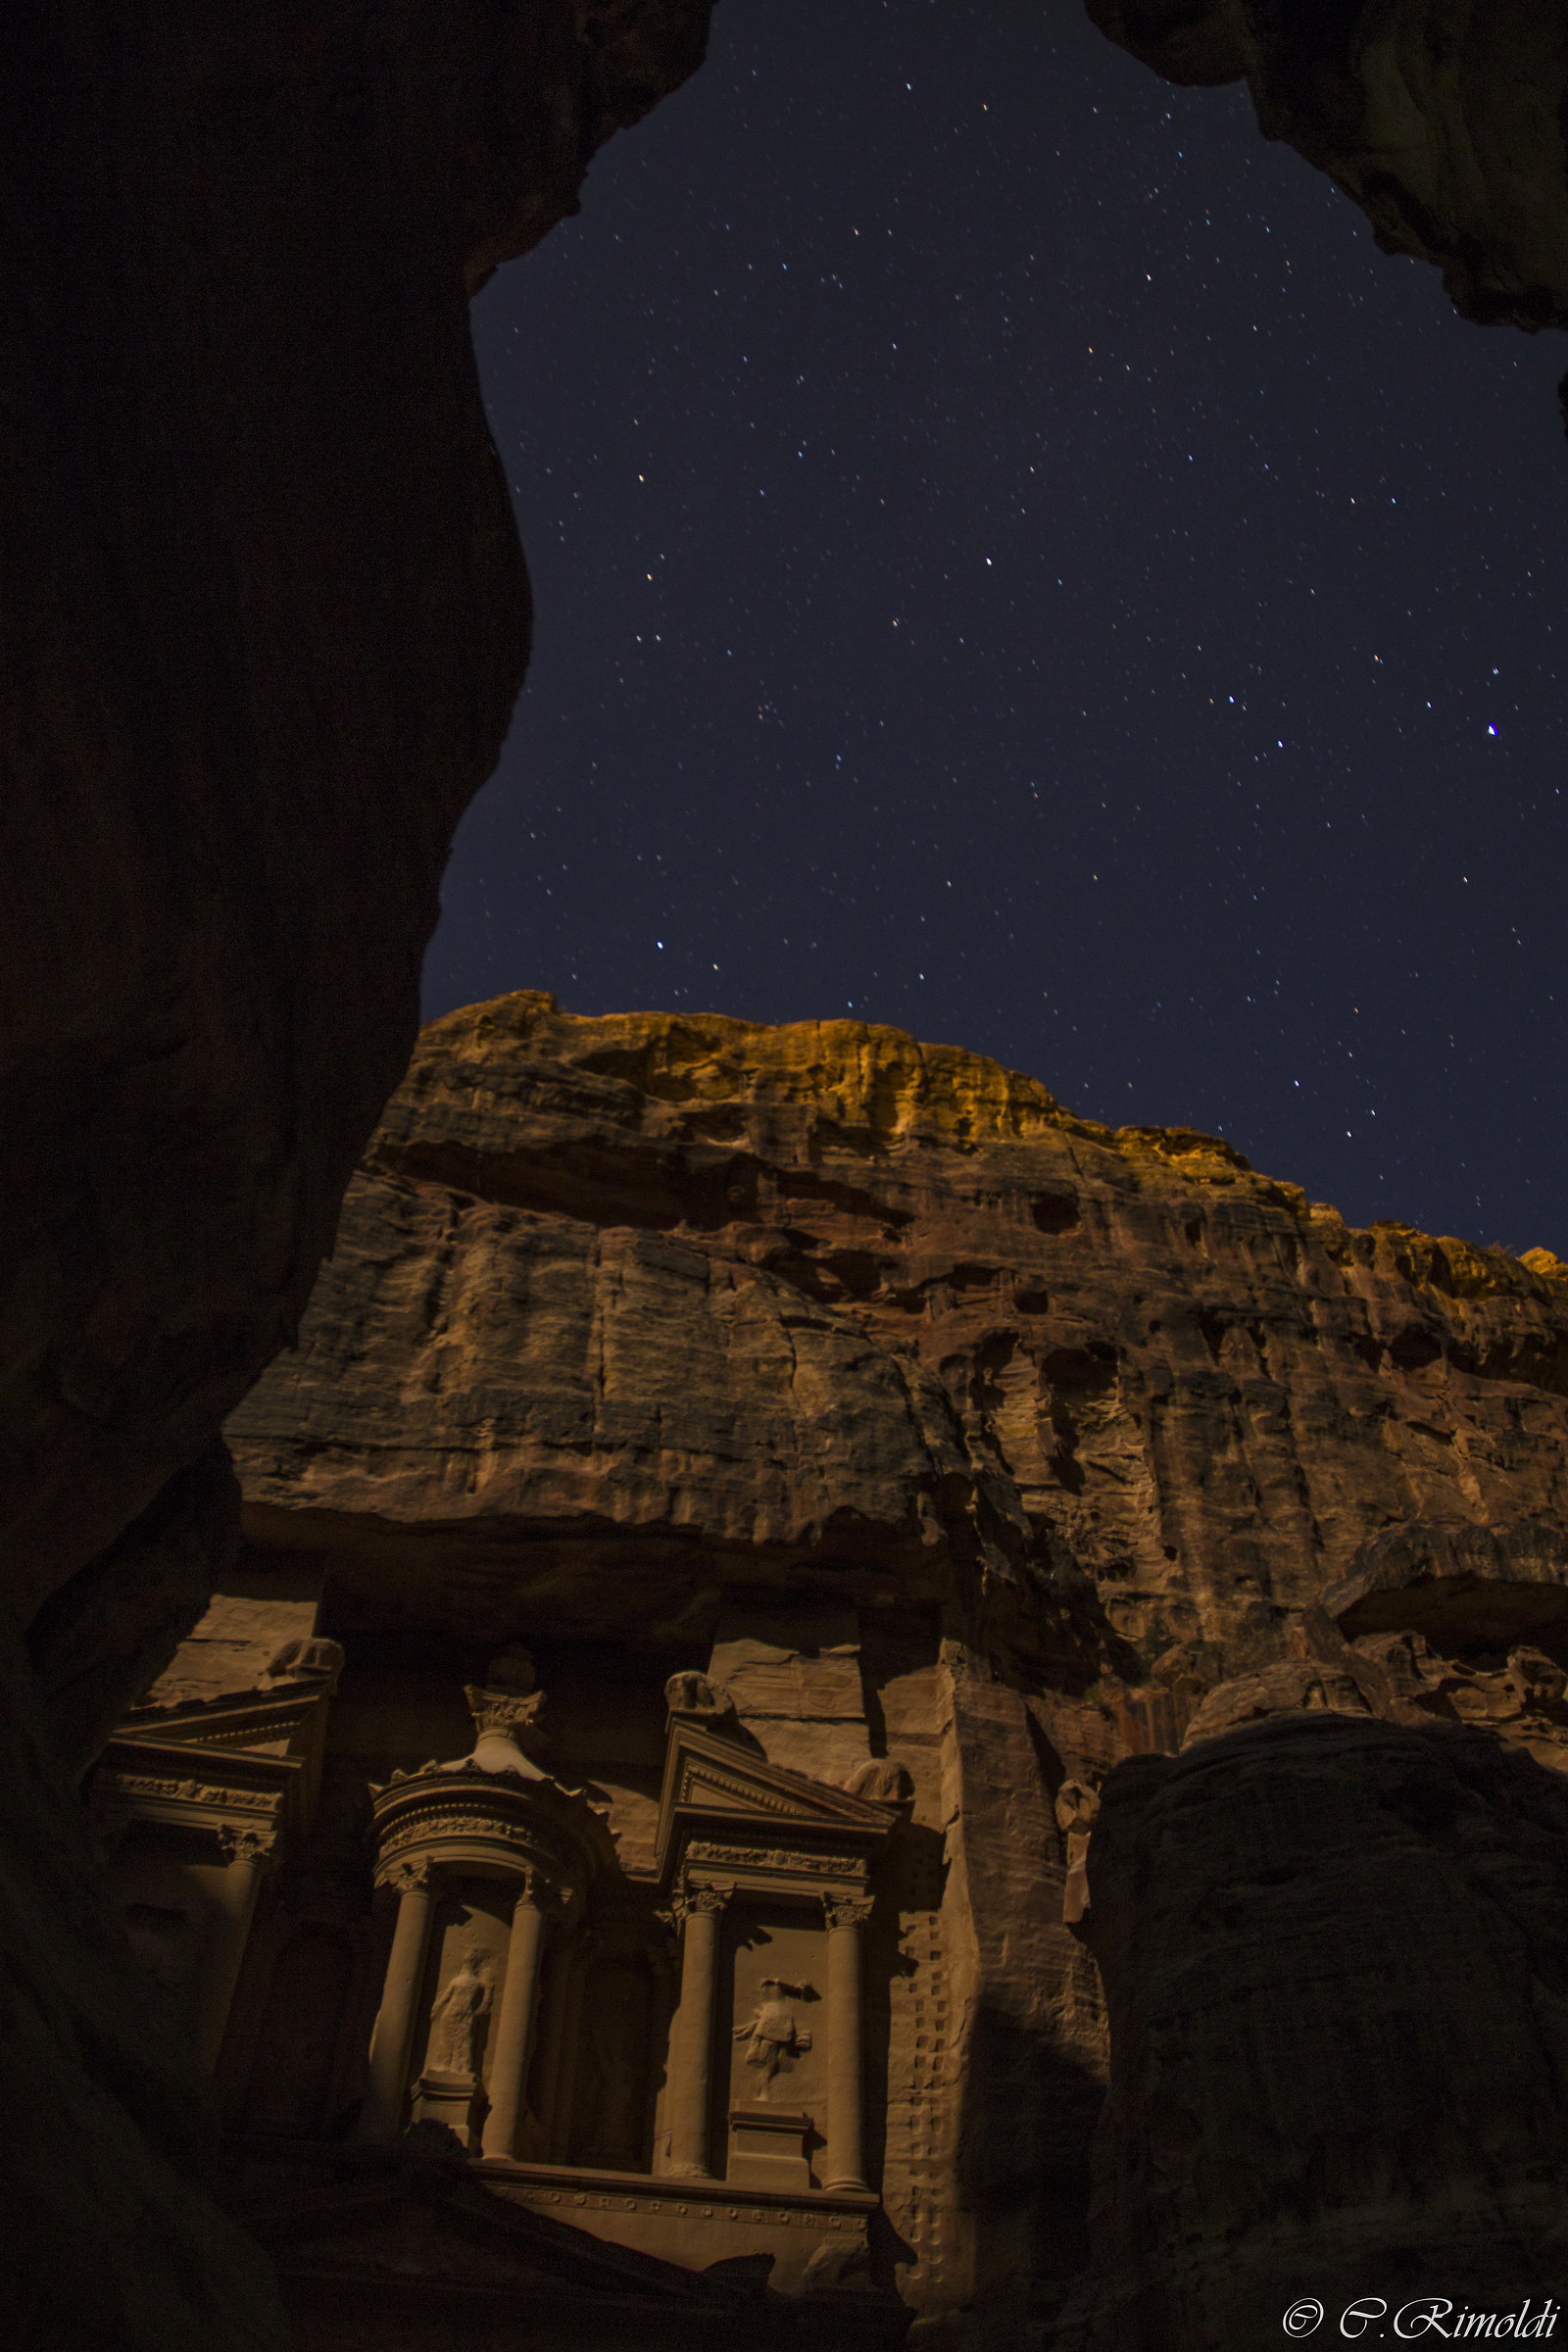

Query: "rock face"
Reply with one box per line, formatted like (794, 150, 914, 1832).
(233, 993, 1568, 1710)
(1, 18, 710, 2347)
(1087, 0, 1568, 333)
(221, 994, 1568, 2337)
(1061, 1715, 1568, 2349)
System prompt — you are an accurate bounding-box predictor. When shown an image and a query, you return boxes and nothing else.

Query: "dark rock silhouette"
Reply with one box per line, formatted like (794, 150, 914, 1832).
(0, 10, 710, 2344)
(1088, 1, 1568, 335)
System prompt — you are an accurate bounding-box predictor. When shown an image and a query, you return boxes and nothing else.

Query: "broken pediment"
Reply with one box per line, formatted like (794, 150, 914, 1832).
(654, 1718, 902, 1885)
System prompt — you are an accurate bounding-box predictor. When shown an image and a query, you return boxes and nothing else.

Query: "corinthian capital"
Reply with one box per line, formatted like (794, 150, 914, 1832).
(673, 1881, 730, 1922)
(822, 1891, 873, 1932)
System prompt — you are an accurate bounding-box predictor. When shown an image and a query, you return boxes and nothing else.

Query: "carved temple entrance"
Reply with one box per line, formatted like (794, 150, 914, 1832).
(94, 1608, 917, 2324)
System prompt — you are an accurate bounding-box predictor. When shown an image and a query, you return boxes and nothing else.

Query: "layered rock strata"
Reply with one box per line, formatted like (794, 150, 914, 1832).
(1087, 0, 1568, 334)
(2, 16, 710, 2346)
(222, 993, 1568, 2337)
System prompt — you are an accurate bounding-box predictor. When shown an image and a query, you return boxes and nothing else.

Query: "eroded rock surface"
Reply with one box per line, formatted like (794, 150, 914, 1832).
(233, 993, 1568, 1722)
(1061, 1715, 1568, 2348)
(1088, 0, 1568, 333)
(224, 994, 1568, 2336)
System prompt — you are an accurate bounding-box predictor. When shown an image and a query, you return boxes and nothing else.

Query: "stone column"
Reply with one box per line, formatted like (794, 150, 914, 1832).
(664, 1885, 728, 2179)
(481, 1870, 550, 2160)
(822, 1892, 873, 2192)
(195, 1826, 272, 2072)
(358, 1859, 435, 2142)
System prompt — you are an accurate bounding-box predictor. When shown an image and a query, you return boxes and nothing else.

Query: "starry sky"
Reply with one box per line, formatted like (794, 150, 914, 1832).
(423, 0, 1568, 1253)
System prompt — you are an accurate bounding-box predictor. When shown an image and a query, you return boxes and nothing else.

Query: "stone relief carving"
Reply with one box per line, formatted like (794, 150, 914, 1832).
(733, 1979, 813, 2097)
(685, 1839, 866, 1883)
(378, 1811, 534, 1863)
(384, 1855, 433, 1896)
(841, 1757, 914, 1807)
(1054, 1777, 1101, 1926)
(664, 1670, 739, 1729)
(465, 1642, 548, 1751)
(102, 1771, 274, 1813)
(219, 1823, 275, 1866)
(264, 1636, 344, 1685)
(822, 1892, 874, 1931)
(425, 1948, 493, 2077)
(672, 1882, 730, 1920)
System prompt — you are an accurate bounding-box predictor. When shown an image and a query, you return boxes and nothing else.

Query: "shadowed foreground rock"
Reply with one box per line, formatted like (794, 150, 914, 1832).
(1088, 0, 1568, 335)
(0, 12, 710, 2347)
(1059, 1715, 1568, 2349)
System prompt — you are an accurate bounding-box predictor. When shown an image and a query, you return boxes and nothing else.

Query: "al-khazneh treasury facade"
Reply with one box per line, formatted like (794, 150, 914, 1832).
(90, 1564, 1094, 2345)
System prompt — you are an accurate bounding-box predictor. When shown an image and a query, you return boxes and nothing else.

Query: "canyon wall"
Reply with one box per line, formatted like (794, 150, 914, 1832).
(223, 993, 1568, 2338)
(0, 15, 710, 2346)
(1087, 0, 1568, 334)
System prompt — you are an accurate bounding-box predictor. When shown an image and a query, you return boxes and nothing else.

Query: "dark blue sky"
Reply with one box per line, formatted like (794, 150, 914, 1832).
(424, 0, 1568, 1252)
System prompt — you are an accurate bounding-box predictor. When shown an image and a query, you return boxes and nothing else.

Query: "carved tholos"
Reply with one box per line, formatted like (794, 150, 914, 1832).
(357, 1676, 612, 2149)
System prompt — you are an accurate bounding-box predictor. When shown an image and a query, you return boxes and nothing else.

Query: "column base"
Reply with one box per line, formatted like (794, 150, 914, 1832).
(728, 2105, 812, 2192)
(414, 2068, 485, 2150)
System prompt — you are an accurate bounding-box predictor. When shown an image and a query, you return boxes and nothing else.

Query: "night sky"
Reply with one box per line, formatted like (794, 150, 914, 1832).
(423, 0, 1568, 1253)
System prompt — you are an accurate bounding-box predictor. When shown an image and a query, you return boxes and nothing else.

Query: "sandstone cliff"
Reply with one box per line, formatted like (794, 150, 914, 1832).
(233, 993, 1568, 1723)
(228, 994, 1568, 2335)
(1, 17, 710, 2346)
(1087, 0, 1568, 335)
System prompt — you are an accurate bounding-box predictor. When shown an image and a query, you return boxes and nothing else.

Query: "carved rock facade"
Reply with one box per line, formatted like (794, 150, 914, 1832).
(201, 995, 1568, 2339)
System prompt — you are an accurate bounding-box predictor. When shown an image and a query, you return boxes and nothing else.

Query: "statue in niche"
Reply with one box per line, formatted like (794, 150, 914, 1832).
(123, 1900, 197, 1993)
(733, 1978, 812, 2098)
(571, 1957, 656, 2171)
(245, 1926, 352, 2136)
(426, 1948, 492, 2078)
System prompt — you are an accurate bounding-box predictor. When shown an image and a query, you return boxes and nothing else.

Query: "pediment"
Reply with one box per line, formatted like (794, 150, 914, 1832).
(122, 1676, 330, 1756)
(656, 1721, 899, 1878)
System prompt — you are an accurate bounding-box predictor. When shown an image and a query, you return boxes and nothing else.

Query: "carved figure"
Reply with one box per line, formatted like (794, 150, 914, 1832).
(842, 1757, 914, 1807)
(733, 1978, 811, 2097)
(464, 1644, 549, 1751)
(264, 1636, 344, 1684)
(425, 1948, 492, 2077)
(664, 1669, 737, 1725)
(1055, 1777, 1101, 1926)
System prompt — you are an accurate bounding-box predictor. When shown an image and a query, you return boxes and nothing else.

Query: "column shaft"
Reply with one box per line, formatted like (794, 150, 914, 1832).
(480, 1885, 548, 2160)
(358, 1877, 434, 2141)
(665, 1896, 722, 2179)
(195, 1839, 267, 2073)
(822, 1904, 869, 2191)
